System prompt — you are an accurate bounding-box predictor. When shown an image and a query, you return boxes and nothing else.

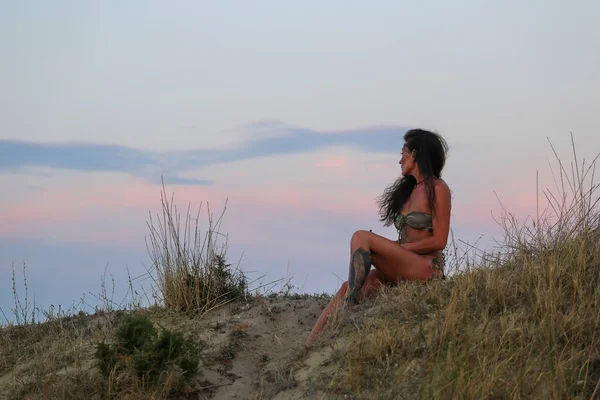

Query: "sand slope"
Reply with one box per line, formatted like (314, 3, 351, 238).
(193, 294, 331, 399)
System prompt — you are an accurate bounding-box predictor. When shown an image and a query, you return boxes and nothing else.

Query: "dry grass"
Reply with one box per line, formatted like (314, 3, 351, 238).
(0, 312, 114, 399)
(145, 179, 248, 315)
(313, 138, 600, 399)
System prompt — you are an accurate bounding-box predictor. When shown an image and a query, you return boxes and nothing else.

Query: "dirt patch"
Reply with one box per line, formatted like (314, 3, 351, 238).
(192, 295, 330, 399)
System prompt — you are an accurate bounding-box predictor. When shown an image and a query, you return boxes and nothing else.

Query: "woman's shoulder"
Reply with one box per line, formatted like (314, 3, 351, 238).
(433, 178, 450, 190)
(433, 178, 452, 198)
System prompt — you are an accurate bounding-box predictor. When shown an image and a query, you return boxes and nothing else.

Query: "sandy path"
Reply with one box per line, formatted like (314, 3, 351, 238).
(193, 295, 331, 399)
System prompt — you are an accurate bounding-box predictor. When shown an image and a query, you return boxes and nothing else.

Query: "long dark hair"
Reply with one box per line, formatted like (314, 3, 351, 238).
(377, 128, 448, 226)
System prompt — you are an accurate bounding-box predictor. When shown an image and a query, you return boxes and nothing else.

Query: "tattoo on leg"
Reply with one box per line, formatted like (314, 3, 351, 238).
(345, 248, 372, 303)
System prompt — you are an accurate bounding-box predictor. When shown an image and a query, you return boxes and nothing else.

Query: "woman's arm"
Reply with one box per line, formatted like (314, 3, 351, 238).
(402, 181, 452, 255)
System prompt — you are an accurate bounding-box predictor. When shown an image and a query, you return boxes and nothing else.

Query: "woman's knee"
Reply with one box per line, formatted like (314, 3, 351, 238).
(351, 230, 371, 248)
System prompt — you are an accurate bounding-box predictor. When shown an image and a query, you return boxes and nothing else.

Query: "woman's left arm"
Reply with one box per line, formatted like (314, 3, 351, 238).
(402, 181, 452, 255)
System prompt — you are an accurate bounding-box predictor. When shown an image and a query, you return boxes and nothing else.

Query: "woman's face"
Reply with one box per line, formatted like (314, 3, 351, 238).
(399, 143, 415, 176)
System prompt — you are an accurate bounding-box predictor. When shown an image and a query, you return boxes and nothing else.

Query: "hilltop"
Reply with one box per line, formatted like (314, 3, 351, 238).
(1, 230, 599, 399)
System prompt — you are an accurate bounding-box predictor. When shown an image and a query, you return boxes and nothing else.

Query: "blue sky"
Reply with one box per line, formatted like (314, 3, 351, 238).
(1, 1, 599, 320)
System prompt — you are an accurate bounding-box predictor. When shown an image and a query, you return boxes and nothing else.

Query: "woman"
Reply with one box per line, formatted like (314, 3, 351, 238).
(305, 128, 451, 345)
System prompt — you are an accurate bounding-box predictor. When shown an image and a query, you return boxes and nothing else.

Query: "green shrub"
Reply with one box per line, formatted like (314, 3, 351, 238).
(116, 313, 157, 354)
(184, 254, 247, 306)
(95, 313, 203, 396)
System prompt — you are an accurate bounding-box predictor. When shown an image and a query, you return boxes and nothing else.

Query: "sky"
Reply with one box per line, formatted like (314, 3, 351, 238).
(1, 1, 599, 321)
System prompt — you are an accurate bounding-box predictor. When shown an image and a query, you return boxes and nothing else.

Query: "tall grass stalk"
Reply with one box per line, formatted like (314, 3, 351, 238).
(145, 179, 247, 315)
(0, 262, 37, 326)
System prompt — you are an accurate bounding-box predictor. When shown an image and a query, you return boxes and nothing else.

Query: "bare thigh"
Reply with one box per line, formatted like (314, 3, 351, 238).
(367, 233, 434, 282)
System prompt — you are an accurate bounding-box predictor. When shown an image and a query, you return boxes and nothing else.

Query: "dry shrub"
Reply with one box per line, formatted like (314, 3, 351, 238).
(145, 180, 247, 315)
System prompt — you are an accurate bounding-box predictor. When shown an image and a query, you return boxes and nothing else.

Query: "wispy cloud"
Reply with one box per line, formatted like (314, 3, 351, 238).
(1, 122, 412, 184)
(0, 140, 152, 173)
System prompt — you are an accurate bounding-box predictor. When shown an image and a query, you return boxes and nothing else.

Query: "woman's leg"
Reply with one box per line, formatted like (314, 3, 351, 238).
(344, 230, 435, 303)
(305, 269, 385, 346)
(306, 230, 436, 345)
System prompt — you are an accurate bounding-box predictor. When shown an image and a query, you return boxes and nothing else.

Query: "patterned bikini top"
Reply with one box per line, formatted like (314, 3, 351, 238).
(394, 211, 433, 235)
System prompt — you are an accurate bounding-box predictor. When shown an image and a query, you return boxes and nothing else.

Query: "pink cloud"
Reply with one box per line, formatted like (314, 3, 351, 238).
(448, 184, 556, 236)
(4, 174, 547, 250)
(316, 157, 347, 170)
(0, 179, 380, 244)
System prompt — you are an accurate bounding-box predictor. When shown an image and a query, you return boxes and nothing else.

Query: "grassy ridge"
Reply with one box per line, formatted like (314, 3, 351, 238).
(321, 229, 599, 399)
(311, 139, 600, 399)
